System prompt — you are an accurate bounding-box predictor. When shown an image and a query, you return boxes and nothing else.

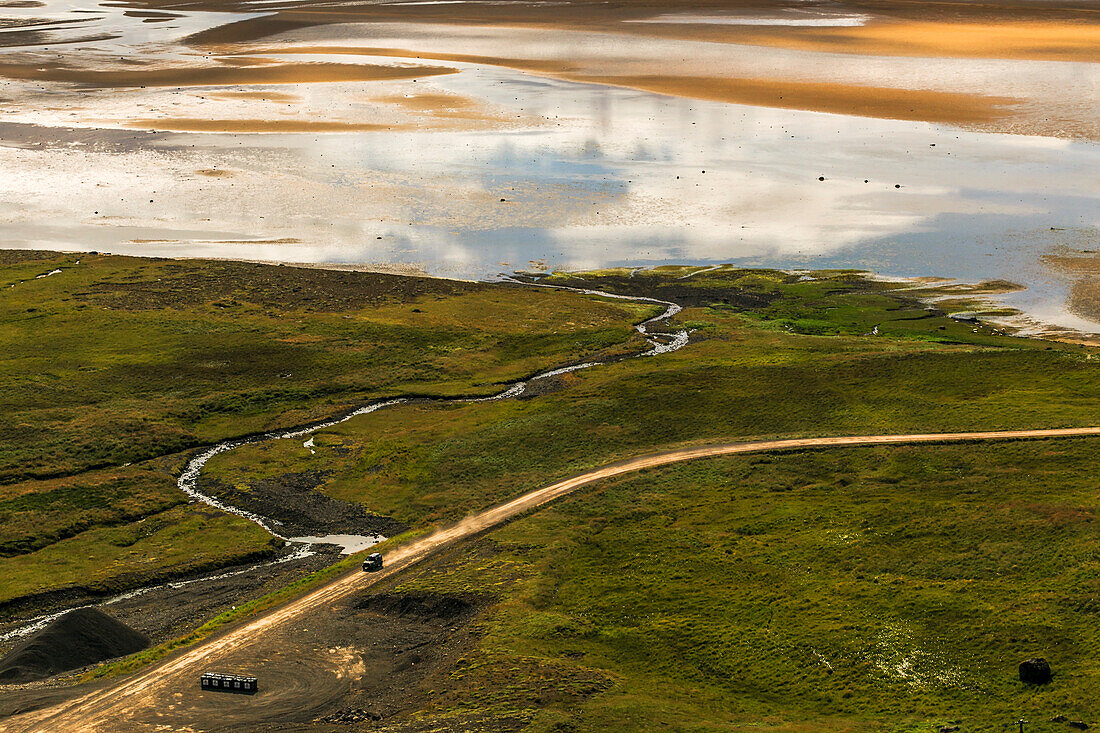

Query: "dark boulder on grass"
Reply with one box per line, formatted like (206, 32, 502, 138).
(0, 608, 148, 683)
(1019, 657, 1052, 685)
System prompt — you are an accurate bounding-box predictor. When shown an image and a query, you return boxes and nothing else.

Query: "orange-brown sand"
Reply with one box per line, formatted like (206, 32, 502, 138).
(177, 0, 1100, 64)
(2, 0, 1093, 135)
(641, 20, 1100, 64)
(566, 74, 1015, 126)
(246, 46, 1017, 127)
(128, 118, 401, 132)
(374, 91, 473, 114)
(126, 93, 517, 132)
(245, 45, 579, 75)
(369, 91, 517, 124)
(1044, 251, 1100, 276)
(204, 90, 300, 103)
(0, 59, 456, 87)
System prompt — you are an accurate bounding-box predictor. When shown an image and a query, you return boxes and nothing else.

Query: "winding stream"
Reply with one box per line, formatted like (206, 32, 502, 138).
(1, 283, 688, 642)
(178, 281, 684, 539)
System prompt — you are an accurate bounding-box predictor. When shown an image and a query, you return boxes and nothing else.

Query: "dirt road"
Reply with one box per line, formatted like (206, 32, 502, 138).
(6, 426, 1100, 732)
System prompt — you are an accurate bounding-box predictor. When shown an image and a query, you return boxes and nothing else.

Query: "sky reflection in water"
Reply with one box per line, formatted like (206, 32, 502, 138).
(0, 19, 1097, 332)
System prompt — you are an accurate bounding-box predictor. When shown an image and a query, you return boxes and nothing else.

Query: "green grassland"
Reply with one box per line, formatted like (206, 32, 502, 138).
(0, 505, 277, 610)
(0, 252, 654, 483)
(204, 266, 1098, 527)
(194, 265, 1100, 731)
(6, 258, 1100, 729)
(0, 251, 654, 613)
(391, 439, 1100, 732)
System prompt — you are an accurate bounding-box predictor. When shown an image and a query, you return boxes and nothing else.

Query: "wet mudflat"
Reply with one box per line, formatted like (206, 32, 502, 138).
(0, 0, 1097, 334)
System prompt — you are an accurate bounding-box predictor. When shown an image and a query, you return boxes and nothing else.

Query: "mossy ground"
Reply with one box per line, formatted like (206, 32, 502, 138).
(0, 252, 652, 484)
(392, 440, 1100, 732)
(0, 252, 653, 612)
(6, 259, 1099, 730)
(192, 265, 1099, 731)
(205, 267, 1098, 527)
(0, 505, 278, 609)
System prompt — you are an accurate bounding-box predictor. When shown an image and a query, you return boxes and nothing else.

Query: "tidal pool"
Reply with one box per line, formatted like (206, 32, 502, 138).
(0, 0, 1097, 336)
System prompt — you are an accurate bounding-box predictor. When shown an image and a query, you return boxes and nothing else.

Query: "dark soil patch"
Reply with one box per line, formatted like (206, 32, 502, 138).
(95, 584, 498, 731)
(269, 590, 494, 729)
(0, 609, 148, 683)
(0, 540, 280, 625)
(76, 260, 483, 312)
(513, 270, 780, 310)
(0, 250, 59, 266)
(516, 372, 574, 399)
(198, 471, 407, 538)
(0, 545, 339, 721)
(0, 542, 336, 652)
(356, 592, 480, 621)
(115, 547, 341, 641)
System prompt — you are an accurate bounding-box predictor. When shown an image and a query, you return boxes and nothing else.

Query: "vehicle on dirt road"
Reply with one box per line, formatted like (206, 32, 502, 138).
(362, 553, 383, 572)
(200, 672, 257, 694)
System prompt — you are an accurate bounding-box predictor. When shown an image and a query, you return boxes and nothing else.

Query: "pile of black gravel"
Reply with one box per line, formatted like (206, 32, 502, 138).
(0, 608, 148, 683)
(356, 593, 480, 621)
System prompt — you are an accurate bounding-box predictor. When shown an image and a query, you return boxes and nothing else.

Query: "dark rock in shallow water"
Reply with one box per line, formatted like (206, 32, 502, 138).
(1067, 722, 1089, 731)
(1019, 657, 1053, 684)
(0, 608, 149, 683)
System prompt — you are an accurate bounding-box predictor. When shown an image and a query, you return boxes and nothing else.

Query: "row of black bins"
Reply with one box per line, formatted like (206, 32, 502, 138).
(201, 672, 257, 694)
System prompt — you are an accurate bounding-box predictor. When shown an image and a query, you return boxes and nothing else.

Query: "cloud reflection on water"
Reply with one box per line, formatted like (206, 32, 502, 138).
(0, 31, 1097, 332)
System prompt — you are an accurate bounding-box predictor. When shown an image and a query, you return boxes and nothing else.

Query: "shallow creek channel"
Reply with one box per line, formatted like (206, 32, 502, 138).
(0, 282, 687, 643)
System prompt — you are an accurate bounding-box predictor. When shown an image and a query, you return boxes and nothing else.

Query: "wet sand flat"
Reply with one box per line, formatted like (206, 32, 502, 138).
(258, 46, 1017, 128)
(0, 59, 456, 87)
(0, 0, 1097, 337)
(127, 117, 398, 132)
(145, 0, 1100, 34)
(568, 74, 1015, 127)
(677, 20, 1100, 63)
(226, 20, 1098, 140)
(1, 0, 1096, 135)
(126, 108, 508, 132)
(1042, 249, 1100, 325)
(174, 0, 1100, 64)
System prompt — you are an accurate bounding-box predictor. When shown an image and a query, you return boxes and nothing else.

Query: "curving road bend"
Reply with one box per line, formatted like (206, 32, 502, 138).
(6, 426, 1100, 732)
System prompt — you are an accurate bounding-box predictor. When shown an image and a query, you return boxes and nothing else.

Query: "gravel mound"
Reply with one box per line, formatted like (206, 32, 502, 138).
(0, 608, 149, 683)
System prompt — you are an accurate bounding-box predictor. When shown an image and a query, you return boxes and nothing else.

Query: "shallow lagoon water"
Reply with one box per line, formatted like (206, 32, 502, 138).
(0, 1, 1098, 334)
